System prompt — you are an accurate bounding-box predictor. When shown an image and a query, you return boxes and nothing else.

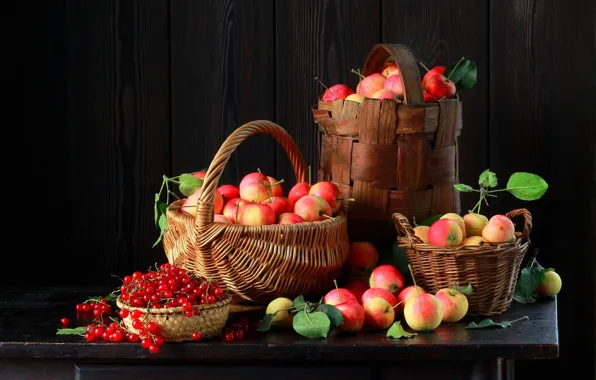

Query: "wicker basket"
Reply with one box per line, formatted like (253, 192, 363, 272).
(116, 296, 231, 342)
(392, 209, 532, 316)
(162, 120, 350, 304)
(312, 43, 462, 250)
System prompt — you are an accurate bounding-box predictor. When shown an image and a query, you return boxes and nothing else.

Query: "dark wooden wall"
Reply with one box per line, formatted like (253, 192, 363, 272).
(11, 0, 596, 377)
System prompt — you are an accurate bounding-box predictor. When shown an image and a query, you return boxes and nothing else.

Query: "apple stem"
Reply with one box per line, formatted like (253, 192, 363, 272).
(257, 168, 262, 173)
(168, 190, 181, 200)
(351, 68, 365, 80)
(308, 166, 312, 187)
(509, 316, 529, 325)
(408, 264, 421, 297)
(314, 76, 329, 90)
(333, 279, 343, 303)
(235, 201, 240, 223)
(337, 197, 355, 202)
(419, 62, 430, 72)
(446, 57, 465, 80)
(321, 214, 335, 220)
(389, 298, 406, 311)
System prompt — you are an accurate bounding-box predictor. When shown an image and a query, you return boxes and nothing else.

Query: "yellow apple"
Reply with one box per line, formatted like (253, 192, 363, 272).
(265, 297, 294, 327)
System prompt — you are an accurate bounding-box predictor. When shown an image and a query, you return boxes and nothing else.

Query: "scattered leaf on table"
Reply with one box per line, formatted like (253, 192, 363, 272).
(314, 304, 344, 329)
(255, 314, 274, 332)
(292, 311, 330, 339)
(465, 316, 529, 329)
(387, 321, 417, 339)
(56, 327, 86, 336)
(513, 267, 545, 304)
(293, 295, 306, 310)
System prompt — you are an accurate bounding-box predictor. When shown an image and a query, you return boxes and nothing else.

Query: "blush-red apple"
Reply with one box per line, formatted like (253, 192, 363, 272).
(308, 181, 341, 213)
(435, 288, 469, 323)
(217, 184, 240, 204)
(369, 265, 405, 296)
(293, 195, 332, 222)
(371, 89, 398, 101)
(335, 300, 365, 332)
(428, 219, 463, 247)
(345, 241, 379, 276)
(421, 66, 446, 88)
(261, 196, 292, 217)
(288, 182, 310, 208)
(181, 187, 224, 217)
(322, 84, 354, 102)
(363, 297, 395, 330)
(482, 214, 515, 243)
(277, 212, 304, 225)
(424, 74, 456, 99)
(382, 62, 400, 78)
(237, 204, 276, 226)
(384, 75, 403, 97)
(361, 288, 398, 308)
(343, 279, 369, 301)
(357, 73, 386, 97)
(396, 285, 426, 314)
(267, 176, 283, 197)
(239, 172, 272, 203)
(222, 198, 250, 223)
(323, 287, 357, 306)
(403, 293, 443, 331)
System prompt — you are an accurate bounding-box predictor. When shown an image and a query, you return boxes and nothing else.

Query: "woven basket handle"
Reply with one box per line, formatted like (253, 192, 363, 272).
(505, 208, 533, 242)
(362, 44, 424, 105)
(392, 213, 424, 244)
(196, 120, 308, 230)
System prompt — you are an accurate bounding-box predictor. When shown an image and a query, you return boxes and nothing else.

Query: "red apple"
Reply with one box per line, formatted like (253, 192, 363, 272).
(222, 198, 250, 223)
(345, 241, 379, 276)
(217, 184, 240, 204)
(435, 288, 469, 323)
(192, 171, 206, 180)
(421, 66, 446, 88)
(293, 195, 332, 222)
(382, 62, 400, 78)
(371, 88, 398, 101)
(482, 214, 515, 243)
(369, 265, 405, 296)
(288, 182, 310, 208)
(440, 213, 467, 239)
(424, 74, 456, 99)
(357, 73, 386, 97)
(363, 297, 395, 330)
(396, 285, 426, 314)
(335, 300, 365, 332)
(423, 92, 438, 102)
(181, 187, 224, 217)
(384, 75, 403, 97)
(239, 172, 273, 203)
(308, 181, 341, 213)
(428, 219, 463, 247)
(261, 196, 292, 217)
(361, 288, 398, 308)
(403, 293, 444, 331)
(213, 214, 231, 224)
(323, 287, 357, 306)
(237, 204, 276, 226)
(277, 212, 304, 225)
(267, 176, 284, 197)
(322, 84, 354, 102)
(343, 279, 369, 301)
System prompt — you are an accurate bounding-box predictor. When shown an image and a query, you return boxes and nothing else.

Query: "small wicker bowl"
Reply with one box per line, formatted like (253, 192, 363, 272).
(116, 296, 231, 342)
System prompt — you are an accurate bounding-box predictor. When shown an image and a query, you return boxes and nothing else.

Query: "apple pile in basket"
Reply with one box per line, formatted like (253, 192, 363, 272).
(177, 169, 348, 226)
(317, 57, 476, 104)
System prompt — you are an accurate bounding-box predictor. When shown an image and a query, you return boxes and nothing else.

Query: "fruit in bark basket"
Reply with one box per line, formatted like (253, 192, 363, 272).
(369, 264, 405, 296)
(384, 74, 404, 97)
(424, 74, 456, 99)
(345, 241, 379, 276)
(371, 88, 399, 101)
(345, 93, 364, 103)
(428, 218, 463, 247)
(322, 84, 354, 102)
(356, 73, 386, 97)
(382, 62, 400, 78)
(421, 66, 446, 88)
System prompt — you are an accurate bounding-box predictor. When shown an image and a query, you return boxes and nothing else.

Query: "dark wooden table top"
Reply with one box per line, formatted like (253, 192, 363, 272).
(0, 286, 559, 362)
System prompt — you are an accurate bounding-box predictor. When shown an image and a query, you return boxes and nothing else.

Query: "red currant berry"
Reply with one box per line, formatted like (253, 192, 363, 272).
(85, 333, 95, 342)
(185, 310, 193, 317)
(207, 295, 215, 304)
(133, 271, 142, 279)
(121, 293, 130, 301)
(162, 290, 173, 299)
(147, 322, 158, 333)
(123, 275, 133, 285)
(141, 337, 152, 349)
(192, 332, 202, 340)
(235, 330, 244, 340)
(154, 335, 165, 346)
(131, 310, 143, 319)
(127, 333, 139, 343)
(76, 304, 83, 311)
(60, 317, 70, 326)
(119, 309, 129, 318)
(132, 319, 143, 329)
(94, 327, 105, 337)
(93, 309, 102, 318)
(193, 308, 201, 316)
(213, 287, 223, 297)
(148, 345, 160, 354)
(224, 332, 235, 342)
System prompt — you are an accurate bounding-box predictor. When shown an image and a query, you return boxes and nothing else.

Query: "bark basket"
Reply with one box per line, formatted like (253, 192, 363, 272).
(312, 44, 462, 250)
(162, 120, 350, 304)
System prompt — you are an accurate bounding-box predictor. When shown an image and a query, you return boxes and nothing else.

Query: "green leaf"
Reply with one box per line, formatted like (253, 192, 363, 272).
(465, 316, 529, 329)
(256, 314, 274, 332)
(445, 59, 477, 90)
(292, 311, 331, 339)
(419, 215, 441, 227)
(454, 184, 475, 192)
(56, 327, 86, 336)
(513, 267, 545, 304)
(179, 174, 203, 197)
(506, 172, 549, 201)
(293, 295, 306, 310)
(478, 169, 498, 188)
(154, 193, 160, 224)
(455, 283, 473, 295)
(152, 214, 168, 248)
(314, 304, 344, 329)
(386, 321, 417, 339)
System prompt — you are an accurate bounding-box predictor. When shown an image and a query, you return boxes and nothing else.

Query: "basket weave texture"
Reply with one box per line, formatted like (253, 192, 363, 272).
(116, 296, 230, 342)
(393, 209, 532, 316)
(162, 120, 350, 304)
(312, 43, 462, 248)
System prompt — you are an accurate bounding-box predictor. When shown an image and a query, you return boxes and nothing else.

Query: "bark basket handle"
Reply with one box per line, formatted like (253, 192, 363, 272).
(362, 44, 424, 105)
(196, 120, 308, 230)
(392, 208, 533, 246)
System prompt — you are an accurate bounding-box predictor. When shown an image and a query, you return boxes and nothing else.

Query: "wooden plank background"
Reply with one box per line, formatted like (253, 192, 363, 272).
(15, 0, 596, 377)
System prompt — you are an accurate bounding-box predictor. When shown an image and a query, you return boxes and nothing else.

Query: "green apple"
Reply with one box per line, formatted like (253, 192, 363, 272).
(265, 297, 294, 327)
(536, 270, 562, 297)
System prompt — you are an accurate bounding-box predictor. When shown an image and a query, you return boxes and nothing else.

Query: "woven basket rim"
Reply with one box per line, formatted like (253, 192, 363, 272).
(116, 295, 231, 315)
(166, 198, 348, 230)
(397, 235, 529, 256)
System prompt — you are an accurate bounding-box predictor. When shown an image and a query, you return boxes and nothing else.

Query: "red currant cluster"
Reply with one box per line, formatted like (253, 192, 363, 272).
(75, 297, 113, 318)
(222, 316, 262, 342)
(119, 263, 227, 312)
(83, 319, 164, 354)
